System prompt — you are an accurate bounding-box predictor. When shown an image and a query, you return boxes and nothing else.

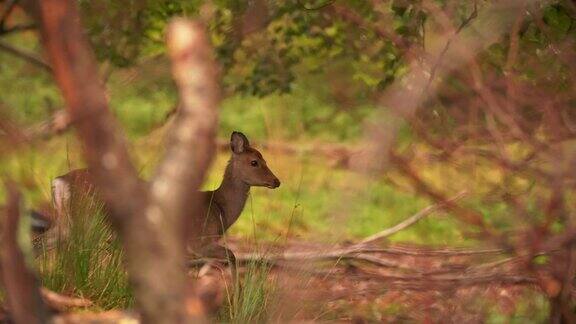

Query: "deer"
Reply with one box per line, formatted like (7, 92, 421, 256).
(35, 131, 280, 264)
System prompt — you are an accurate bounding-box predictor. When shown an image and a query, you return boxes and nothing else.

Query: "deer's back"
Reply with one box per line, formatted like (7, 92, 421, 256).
(198, 190, 228, 234)
(51, 169, 227, 246)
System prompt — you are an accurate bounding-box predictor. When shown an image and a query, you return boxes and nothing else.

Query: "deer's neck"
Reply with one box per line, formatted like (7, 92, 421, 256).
(214, 162, 250, 229)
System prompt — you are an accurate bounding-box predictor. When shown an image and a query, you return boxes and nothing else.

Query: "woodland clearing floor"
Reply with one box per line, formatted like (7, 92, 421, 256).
(196, 238, 548, 323)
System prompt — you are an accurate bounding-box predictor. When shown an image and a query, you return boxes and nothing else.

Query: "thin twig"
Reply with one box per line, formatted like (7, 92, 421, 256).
(464, 251, 550, 274)
(422, 1, 478, 97)
(358, 191, 467, 245)
(297, 0, 335, 11)
(328, 3, 408, 51)
(24, 110, 72, 139)
(0, 40, 52, 72)
(1, 23, 36, 35)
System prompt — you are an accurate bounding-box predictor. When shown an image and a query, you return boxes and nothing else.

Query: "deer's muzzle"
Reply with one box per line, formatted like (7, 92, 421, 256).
(267, 178, 281, 189)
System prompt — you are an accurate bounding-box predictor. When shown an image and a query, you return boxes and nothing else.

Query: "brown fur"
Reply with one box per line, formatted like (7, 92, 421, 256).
(44, 132, 280, 258)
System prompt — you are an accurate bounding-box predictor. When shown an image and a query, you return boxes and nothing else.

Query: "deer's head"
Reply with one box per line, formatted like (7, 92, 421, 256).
(228, 131, 280, 189)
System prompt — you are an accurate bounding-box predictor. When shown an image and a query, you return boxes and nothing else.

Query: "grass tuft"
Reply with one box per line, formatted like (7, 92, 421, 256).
(217, 259, 277, 323)
(37, 192, 133, 310)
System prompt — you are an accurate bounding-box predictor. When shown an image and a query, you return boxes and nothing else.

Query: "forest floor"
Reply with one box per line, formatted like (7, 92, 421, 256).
(196, 238, 549, 323)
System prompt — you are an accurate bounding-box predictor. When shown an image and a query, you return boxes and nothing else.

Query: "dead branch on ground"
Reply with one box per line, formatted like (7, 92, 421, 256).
(40, 288, 92, 312)
(190, 194, 542, 292)
(51, 310, 139, 324)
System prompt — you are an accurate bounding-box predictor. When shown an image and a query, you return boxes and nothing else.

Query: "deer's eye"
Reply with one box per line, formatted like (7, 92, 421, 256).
(250, 160, 258, 167)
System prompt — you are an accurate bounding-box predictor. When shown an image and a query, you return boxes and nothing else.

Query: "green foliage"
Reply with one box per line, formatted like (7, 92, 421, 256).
(4, 1, 574, 138)
(79, 0, 146, 67)
(76, 0, 421, 96)
(420, 0, 576, 138)
(0, 33, 61, 125)
(71, 0, 576, 137)
(219, 73, 374, 142)
(543, 4, 573, 39)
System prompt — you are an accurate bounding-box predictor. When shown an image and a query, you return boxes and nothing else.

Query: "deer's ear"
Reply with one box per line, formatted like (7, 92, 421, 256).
(230, 131, 250, 154)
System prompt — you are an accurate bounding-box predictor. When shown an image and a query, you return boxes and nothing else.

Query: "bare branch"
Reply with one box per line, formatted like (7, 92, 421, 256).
(40, 288, 92, 312)
(0, 183, 49, 324)
(327, 4, 409, 52)
(34, 1, 215, 322)
(389, 152, 493, 232)
(230, 250, 416, 271)
(24, 110, 72, 139)
(36, 0, 144, 217)
(0, 40, 52, 72)
(51, 311, 139, 324)
(358, 0, 543, 174)
(152, 19, 220, 250)
(207, 243, 510, 274)
(422, 0, 478, 94)
(358, 191, 467, 245)
(0, 23, 36, 35)
(297, 0, 335, 11)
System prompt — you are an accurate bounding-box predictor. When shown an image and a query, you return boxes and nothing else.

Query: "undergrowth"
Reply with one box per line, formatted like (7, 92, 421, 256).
(37, 192, 133, 310)
(217, 260, 277, 323)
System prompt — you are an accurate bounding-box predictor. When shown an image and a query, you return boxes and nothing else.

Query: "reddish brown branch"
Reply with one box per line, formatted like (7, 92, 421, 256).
(36, 0, 146, 218)
(0, 183, 49, 324)
(34, 1, 217, 323)
(154, 19, 220, 250)
(389, 152, 492, 233)
(327, 4, 409, 51)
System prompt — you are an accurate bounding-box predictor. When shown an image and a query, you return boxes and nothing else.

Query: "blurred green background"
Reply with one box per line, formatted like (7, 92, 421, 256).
(1, 0, 574, 320)
(2, 0, 574, 247)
